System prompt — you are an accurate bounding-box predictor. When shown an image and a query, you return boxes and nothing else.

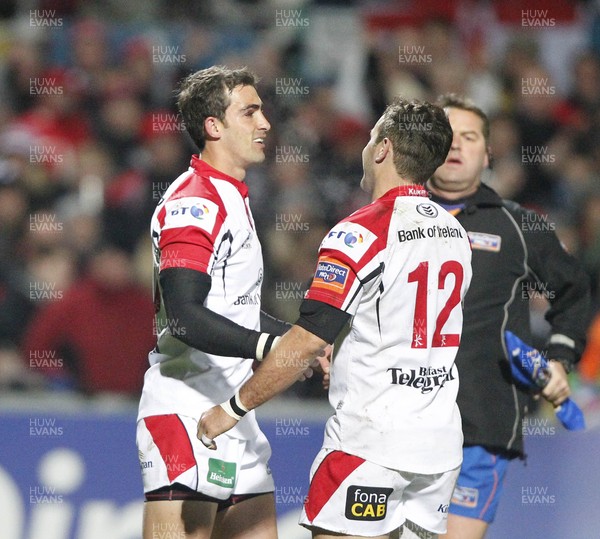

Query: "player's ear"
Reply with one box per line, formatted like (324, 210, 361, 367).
(376, 138, 391, 164)
(204, 116, 222, 140)
(485, 145, 492, 169)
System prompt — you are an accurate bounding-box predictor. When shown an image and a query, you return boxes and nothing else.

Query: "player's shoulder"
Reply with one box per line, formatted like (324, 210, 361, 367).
(333, 197, 395, 242)
(153, 166, 227, 237)
(166, 167, 221, 203)
(316, 201, 390, 269)
(389, 191, 463, 233)
(339, 195, 395, 233)
(160, 165, 229, 216)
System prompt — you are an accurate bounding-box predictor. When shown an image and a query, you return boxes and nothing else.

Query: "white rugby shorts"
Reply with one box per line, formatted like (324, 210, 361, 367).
(299, 449, 459, 537)
(137, 414, 274, 501)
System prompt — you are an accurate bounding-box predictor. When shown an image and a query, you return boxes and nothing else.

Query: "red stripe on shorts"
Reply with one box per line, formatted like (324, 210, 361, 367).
(304, 451, 365, 522)
(144, 415, 197, 483)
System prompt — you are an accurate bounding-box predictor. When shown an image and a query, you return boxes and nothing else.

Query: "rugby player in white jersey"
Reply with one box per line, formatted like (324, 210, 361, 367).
(200, 97, 473, 539)
(137, 66, 310, 539)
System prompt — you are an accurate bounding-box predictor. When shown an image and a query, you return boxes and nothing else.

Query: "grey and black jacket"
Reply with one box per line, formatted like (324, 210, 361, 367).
(430, 183, 591, 457)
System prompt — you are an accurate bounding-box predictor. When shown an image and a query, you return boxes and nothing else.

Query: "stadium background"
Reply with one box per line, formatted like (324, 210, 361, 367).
(1, 0, 600, 537)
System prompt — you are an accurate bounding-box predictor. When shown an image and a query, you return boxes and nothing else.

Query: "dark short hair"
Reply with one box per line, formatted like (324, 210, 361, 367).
(176, 65, 257, 151)
(376, 97, 453, 184)
(435, 93, 490, 144)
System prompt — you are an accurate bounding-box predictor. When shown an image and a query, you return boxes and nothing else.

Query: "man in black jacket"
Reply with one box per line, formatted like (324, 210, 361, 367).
(427, 94, 591, 539)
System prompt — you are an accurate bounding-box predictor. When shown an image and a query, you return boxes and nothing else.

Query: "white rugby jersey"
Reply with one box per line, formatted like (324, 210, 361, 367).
(305, 184, 472, 474)
(137, 156, 264, 439)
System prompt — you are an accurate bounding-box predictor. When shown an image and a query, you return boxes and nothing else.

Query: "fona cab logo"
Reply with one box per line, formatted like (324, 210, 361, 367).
(0, 448, 142, 538)
(345, 486, 393, 521)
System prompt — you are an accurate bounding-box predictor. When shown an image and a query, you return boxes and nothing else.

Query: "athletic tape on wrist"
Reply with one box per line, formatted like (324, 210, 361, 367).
(219, 392, 250, 421)
(220, 399, 243, 421)
(255, 334, 281, 361)
(230, 392, 249, 417)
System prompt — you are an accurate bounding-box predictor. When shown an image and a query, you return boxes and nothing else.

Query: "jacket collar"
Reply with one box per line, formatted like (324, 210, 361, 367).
(429, 183, 504, 213)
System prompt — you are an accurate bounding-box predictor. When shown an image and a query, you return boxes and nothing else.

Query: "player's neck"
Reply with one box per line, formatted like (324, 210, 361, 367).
(372, 175, 415, 201)
(200, 148, 247, 182)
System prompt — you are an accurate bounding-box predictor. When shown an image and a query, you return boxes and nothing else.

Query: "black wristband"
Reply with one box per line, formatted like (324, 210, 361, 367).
(229, 394, 249, 418)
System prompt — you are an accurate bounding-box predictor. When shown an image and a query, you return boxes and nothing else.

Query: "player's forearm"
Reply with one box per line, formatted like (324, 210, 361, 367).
(160, 267, 279, 360)
(238, 325, 327, 410)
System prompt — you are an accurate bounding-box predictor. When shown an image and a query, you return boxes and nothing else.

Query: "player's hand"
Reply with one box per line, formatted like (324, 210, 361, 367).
(197, 405, 238, 451)
(540, 360, 571, 407)
(297, 344, 332, 384)
(319, 354, 331, 390)
(297, 357, 319, 382)
(312, 345, 332, 390)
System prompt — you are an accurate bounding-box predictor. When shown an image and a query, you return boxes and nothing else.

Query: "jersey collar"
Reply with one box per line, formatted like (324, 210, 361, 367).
(380, 184, 429, 200)
(190, 155, 249, 198)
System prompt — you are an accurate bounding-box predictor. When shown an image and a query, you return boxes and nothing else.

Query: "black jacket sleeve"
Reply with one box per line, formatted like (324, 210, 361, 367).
(159, 267, 262, 358)
(515, 205, 592, 366)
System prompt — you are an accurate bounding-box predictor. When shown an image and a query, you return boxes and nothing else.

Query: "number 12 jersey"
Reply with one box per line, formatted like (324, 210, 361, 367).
(304, 184, 472, 474)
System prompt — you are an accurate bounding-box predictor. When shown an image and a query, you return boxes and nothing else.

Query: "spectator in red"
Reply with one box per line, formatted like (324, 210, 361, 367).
(22, 242, 155, 396)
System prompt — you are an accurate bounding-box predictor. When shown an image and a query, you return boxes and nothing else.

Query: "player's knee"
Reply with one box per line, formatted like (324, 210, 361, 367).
(400, 519, 438, 539)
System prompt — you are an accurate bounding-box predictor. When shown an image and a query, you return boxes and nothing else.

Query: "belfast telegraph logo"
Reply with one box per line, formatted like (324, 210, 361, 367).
(387, 366, 456, 393)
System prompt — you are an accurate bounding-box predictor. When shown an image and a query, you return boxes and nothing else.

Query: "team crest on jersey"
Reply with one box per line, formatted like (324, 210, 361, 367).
(312, 257, 350, 292)
(321, 222, 376, 263)
(416, 202, 438, 218)
(467, 231, 501, 252)
(163, 197, 219, 234)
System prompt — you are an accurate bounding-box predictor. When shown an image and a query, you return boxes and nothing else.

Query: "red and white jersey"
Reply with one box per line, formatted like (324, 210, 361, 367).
(306, 184, 472, 474)
(138, 156, 264, 439)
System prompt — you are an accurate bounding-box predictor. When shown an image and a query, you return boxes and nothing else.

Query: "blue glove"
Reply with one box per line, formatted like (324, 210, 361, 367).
(504, 330, 585, 431)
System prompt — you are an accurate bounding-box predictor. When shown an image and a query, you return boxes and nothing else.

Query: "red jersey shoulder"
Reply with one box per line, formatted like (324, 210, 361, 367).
(157, 171, 227, 238)
(338, 196, 394, 236)
(319, 198, 392, 267)
(167, 171, 223, 205)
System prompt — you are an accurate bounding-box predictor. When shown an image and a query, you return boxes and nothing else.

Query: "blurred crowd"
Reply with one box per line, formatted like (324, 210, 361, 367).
(2, 0, 600, 399)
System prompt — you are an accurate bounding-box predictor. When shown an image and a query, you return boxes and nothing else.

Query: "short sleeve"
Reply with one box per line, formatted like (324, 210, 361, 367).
(158, 196, 226, 274)
(305, 220, 382, 316)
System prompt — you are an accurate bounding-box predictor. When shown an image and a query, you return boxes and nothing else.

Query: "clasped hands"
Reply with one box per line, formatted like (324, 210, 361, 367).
(197, 347, 331, 450)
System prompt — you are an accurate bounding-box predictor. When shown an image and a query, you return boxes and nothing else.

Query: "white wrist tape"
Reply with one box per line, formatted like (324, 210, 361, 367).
(255, 334, 281, 361)
(219, 392, 250, 421)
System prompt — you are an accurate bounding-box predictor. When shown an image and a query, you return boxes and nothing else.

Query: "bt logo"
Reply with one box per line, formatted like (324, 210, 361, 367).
(170, 204, 210, 219)
(327, 230, 364, 248)
(191, 204, 210, 219)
